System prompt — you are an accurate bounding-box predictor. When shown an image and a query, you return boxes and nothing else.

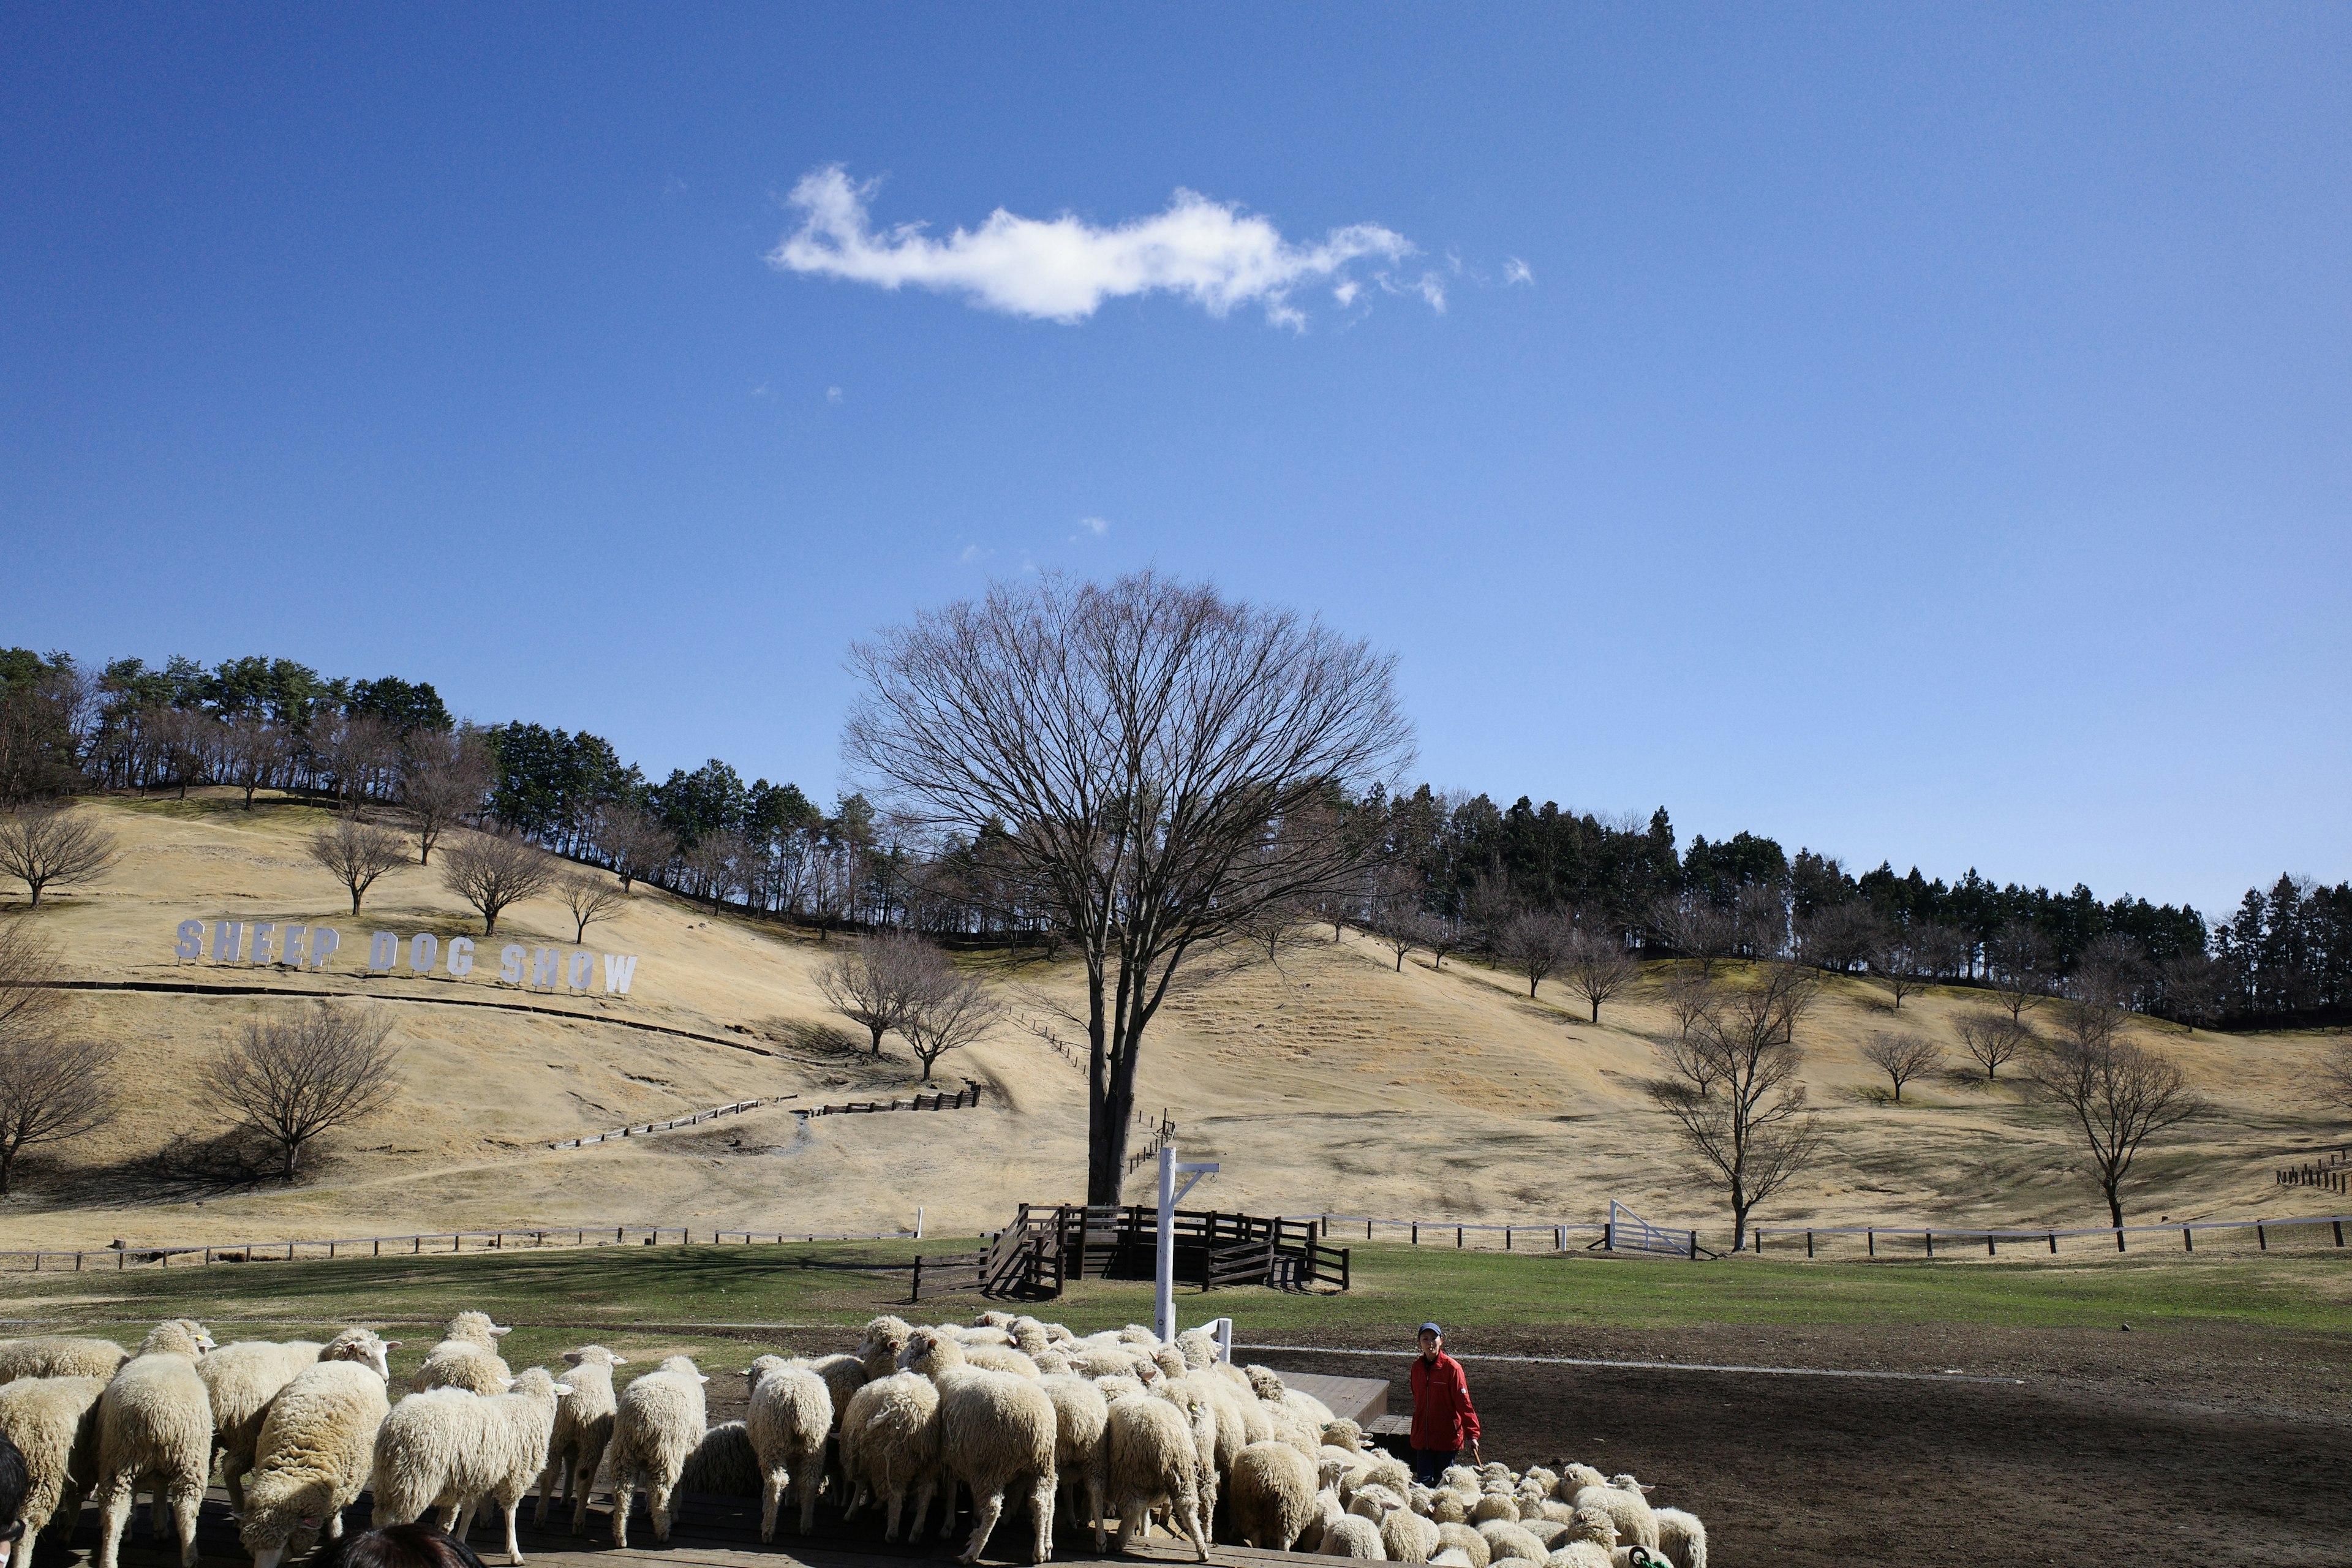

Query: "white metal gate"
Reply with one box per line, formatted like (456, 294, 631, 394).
(1607, 1200, 1694, 1257)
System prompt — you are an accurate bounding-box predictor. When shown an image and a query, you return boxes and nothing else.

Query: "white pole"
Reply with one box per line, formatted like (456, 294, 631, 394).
(1156, 1144, 1177, 1343)
(915, 1207, 924, 1240)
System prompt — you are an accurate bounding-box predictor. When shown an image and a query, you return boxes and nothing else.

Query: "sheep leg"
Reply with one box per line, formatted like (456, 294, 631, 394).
(327, 1508, 345, 1540)
(648, 1479, 675, 1544)
(760, 1469, 786, 1545)
(880, 1483, 903, 1542)
(796, 1458, 821, 1536)
(1087, 1471, 1107, 1553)
(1117, 1498, 1145, 1554)
(1025, 1472, 1057, 1566)
(908, 1476, 938, 1545)
(535, 1452, 560, 1526)
(956, 1485, 1006, 1566)
(168, 1479, 203, 1568)
(95, 1477, 133, 1568)
(500, 1494, 526, 1566)
(570, 1441, 604, 1536)
(1172, 1488, 1208, 1564)
(609, 1481, 633, 1548)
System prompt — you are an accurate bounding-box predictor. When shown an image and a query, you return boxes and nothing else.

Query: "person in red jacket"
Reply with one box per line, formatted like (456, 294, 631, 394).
(1407, 1321, 1480, 1483)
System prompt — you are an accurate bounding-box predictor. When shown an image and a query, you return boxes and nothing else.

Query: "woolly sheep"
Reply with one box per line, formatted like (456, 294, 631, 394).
(856, 1316, 913, 1384)
(606, 1355, 708, 1548)
(1227, 1439, 1318, 1551)
(1317, 1513, 1387, 1558)
(1651, 1508, 1707, 1568)
(801, 1352, 867, 1430)
(1567, 1478, 1656, 1552)
(1105, 1392, 1210, 1561)
(197, 1339, 323, 1509)
(1323, 1417, 1368, 1452)
(1349, 1483, 1404, 1520)
(0, 1375, 104, 1545)
(900, 1329, 1057, 1566)
(1382, 1506, 1442, 1562)
(92, 1319, 216, 1568)
(371, 1367, 568, 1565)
(412, 1313, 512, 1396)
(960, 1344, 1041, 1379)
(1036, 1373, 1108, 1547)
(1544, 1507, 1621, 1568)
(1478, 1518, 1550, 1564)
(1472, 1492, 1522, 1525)
(0, 1338, 129, 1386)
(1429, 1490, 1469, 1525)
(837, 1371, 940, 1544)
(747, 1359, 832, 1541)
(537, 1346, 626, 1535)
(1524, 1519, 1570, 1550)
(238, 1332, 395, 1568)
(1437, 1520, 1494, 1567)
(1553, 1464, 1605, 1501)
(671, 1422, 756, 1498)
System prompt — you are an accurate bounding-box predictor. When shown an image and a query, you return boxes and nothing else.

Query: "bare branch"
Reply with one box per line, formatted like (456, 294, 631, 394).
(0, 805, 120, 909)
(901, 965, 1004, 1078)
(2025, 1005, 2203, 1227)
(439, 829, 557, 936)
(557, 870, 626, 944)
(306, 816, 408, 916)
(1562, 926, 1641, 1023)
(815, 932, 947, 1055)
(198, 1005, 399, 1180)
(1953, 1011, 2032, 1082)
(1860, 1030, 1944, 1102)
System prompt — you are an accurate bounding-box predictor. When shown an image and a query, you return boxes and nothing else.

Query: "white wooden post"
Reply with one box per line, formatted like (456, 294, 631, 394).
(1155, 1144, 1218, 1343)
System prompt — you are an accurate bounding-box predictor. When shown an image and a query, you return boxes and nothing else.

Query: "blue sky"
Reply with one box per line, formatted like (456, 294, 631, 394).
(3, 5, 2346, 917)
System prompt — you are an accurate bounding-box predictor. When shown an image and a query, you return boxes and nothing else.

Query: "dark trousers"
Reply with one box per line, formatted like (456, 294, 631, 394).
(1410, 1446, 1460, 1484)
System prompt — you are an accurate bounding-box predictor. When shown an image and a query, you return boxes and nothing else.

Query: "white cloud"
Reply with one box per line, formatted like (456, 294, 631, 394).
(825, 386, 843, 404)
(958, 543, 989, 564)
(1332, 281, 1359, 307)
(1504, 256, 1534, 286)
(770, 165, 1426, 328)
(1079, 516, 1109, 535)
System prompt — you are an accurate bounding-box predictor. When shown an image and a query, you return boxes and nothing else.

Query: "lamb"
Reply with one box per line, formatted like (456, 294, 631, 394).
(1567, 1477, 1657, 1552)
(1317, 1513, 1387, 1558)
(238, 1330, 396, 1568)
(0, 1338, 129, 1386)
(1035, 1373, 1108, 1547)
(369, 1367, 568, 1565)
(411, 1313, 512, 1396)
(606, 1355, 708, 1548)
(1381, 1502, 1442, 1562)
(1472, 1492, 1523, 1525)
(1650, 1508, 1707, 1568)
(197, 1338, 325, 1509)
(800, 1352, 867, 1430)
(900, 1327, 1057, 1566)
(1544, 1507, 1620, 1568)
(747, 1359, 832, 1540)
(1478, 1518, 1550, 1565)
(1436, 1520, 1493, 1567)
(836, 1370, 940, 1543)
(856, 1316, 914, 1383)
(91, 1318, 217, 1568)
(1102, 1389, 1210, 1561)
(960, 1344, 1041, 1379)
(0, 1375, 105, 1545)
(1226, 1439, 1317, 1551)
(535, 1346, 626, 1534)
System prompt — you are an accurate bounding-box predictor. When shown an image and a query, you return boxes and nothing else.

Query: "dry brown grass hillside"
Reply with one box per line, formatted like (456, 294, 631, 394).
(1, 790, 2343, 1250)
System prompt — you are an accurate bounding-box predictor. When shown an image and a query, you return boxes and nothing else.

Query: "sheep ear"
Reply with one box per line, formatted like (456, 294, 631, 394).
(562, 1351, 584, 1365)
(611, 1354, 627, 1363)
(552, 1385, 572, 1398)
(382, 1341, 403, 1350)
(696, 1374, 710, 1383)
(491, 1325, 513, 1336)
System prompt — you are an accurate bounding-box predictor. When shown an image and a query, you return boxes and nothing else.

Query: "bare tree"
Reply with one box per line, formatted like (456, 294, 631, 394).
(1645, 963, 1824, 1250)
(1795, 901, 1879, 974)
(1425, 918, 1466, 970)
(1562, 926, 1640, 1023)
(439, 829, 557, 936)
(1911, 922, 1969, 981)
(1987, 922, 2053, 1025)
(900, 965, 1004, 1078)
(219, 717, 287, 810)
(399, 726, 490, 865)
(1496, 908, 1573, 999)
(843, 571, 1411, 1204)
(815, 932, 944, 1055)
(1649, 892, 1736, 978)
(557, 870, 625, 944)
(312, 713, 396, 805)
(198, 1005, 399, 1180)
(1868, 927, 1926, 1011)
(2157, 949, 2226, 1027)
(2071, 933, 2148, 1012)
(595, 807, 676, 892)
(1655, 970, 1722, 1094)
(2026, 1004, 2202, 1228)
(0, 805, 121, 908)
(1953, 1011, 2032, 1082)
(2316, 1033, 2352, 1119)
(1370, 907, 1434, 972)
(0, 922, 118, 1194)
(1861, 1031, 1944, 1102)
(306, 816, 408, 916)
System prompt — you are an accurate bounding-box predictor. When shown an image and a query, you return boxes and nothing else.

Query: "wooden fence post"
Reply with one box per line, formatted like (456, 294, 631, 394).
(1924, 1229, 1933, 1259)
(2116, 1228, 2126, 1253)
(1866, 1229, 1874, 1257)
(2182, 1226, 2192, 1253)
(1806, 1231, 1814, 1258)
(1986, 1233, 1995, 1256)
(1456, 1226, 1463, 1248)
(2048, 1231, 2057, 1253)
(2256, 1224, 2266, 1251)
(1687, 1229, 1697, 1260)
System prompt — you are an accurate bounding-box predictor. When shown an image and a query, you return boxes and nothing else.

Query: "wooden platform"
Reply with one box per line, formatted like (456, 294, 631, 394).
(1265, 1373, 1387, 1425)
(36, 1485, 1321, 1568)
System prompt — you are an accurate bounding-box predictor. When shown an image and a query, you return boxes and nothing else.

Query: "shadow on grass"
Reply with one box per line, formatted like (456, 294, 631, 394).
(20, 1131, 285, 1211)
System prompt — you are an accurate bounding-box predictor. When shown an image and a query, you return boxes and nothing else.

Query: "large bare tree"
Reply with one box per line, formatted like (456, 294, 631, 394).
(439, 829, 557, 935)
(2027, 1002, 2203, 1228)
(1562, 926, 1641, 1023)
(399, 726, 490, 865)
(1861, 1030, 1944, 1102)
(843, 571, 1411, 1203)
(594, 807, 676, 892)
(199, 1005, 399, 1179)
(1495, 908, 1572, 998)
(815, 931, 944, 1054)
(306, 816, 408, 915)
(0, 804, 120, 908)
(1645, 962, 1824, 1250)
(0, 922, 117, 1194)
(901, 964, 1005, 1078)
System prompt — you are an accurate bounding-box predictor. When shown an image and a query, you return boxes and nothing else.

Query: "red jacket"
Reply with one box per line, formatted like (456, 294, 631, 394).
(1408, 1350, 1480, 1451)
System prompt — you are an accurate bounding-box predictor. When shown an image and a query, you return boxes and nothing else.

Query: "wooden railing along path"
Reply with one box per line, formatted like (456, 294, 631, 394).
(0, 1224, 919, 1275)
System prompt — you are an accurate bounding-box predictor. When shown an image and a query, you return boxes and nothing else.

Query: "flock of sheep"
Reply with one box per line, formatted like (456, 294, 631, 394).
(0, 1311, 1708, 1568)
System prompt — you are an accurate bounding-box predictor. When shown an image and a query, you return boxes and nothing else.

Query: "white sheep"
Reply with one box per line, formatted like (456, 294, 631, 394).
(535, 1346, 625, 1535)
(370, 1367, 568, 1565)
(412, 1312, 513, 1396)
(1227, 1439, 1319, 1551)
(1317, 1513, 1388, 1558)
(1035, 1373, 1107, 1547)
(747, 1358, 832, 1540)
(676, 1421, 760, 1496)
(1436, 1519, 1493, 1566)
(900, 1327, 1057, 1566)
(0, 1375, 105, 1545)
(837, 1370, 941, 1544)
(1651, 1507, 1707, 1568)
(1544, 1506, 1620, 1568)
(1479, 1517, 1550, 1564)
(1102, 1384, 1210, 1561)
(0, 1338, 129, 1386)
(238, 1330, 395, 1568)
(197, 1338, 323, 1509)
(606, 1355, 708, 1547)
(856, 1316, 914, 1383)
(1568, 1477, 1657, 1552)
(92, 1318, 216, 1568)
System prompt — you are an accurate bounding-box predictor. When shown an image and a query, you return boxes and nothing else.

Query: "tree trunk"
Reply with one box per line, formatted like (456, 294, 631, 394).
(1590, 1000, 1601, 1023)
(26, 884, 40, 908)
(2106, 1187, 2124, 1230)
(284, 1142, 301, 1180)
(349, 889, 361, 915)
(869, 1022, 886, 1055)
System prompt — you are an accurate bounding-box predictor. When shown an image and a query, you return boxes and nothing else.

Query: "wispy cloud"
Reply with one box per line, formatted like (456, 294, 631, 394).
(825, 386, 843, 404)
(1503, 256, 1534, 286)
(1079, 516, 1109, 535)
(769, 166, 1429, 329)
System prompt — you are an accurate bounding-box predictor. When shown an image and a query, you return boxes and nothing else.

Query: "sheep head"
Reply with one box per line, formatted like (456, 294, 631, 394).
(898, 1327, 966, 1378)
(1566, 1508, 1619, 1550)
(1243, 1364, 1287, 1401)
(140, 1319, 213, 1359)
(443, 1311, 510, 1346)
(320, 1329, 393, 1381)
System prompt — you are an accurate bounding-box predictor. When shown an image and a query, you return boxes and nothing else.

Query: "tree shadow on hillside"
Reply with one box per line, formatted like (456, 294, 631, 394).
(32, 1131, 287, 1209)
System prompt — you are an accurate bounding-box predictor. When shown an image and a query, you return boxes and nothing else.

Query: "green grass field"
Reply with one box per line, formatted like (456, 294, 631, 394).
(4, 1237, 2346, 1384)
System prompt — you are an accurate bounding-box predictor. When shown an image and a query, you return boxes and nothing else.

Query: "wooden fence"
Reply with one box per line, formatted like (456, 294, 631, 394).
(549, 1098, 772, 1148)
(804, 1081, 984, 1118)
(1749, 1212, 2352, 1258)
(2277, 1145, 2349, 1194)
(909, 1203, 1351, 1302)
(0, 1224, 918, 1275)
(548, 1082, 985, 1149)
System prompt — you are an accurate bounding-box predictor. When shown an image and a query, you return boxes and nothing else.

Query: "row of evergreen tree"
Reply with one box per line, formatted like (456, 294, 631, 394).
(2, 646, 2344, 1025)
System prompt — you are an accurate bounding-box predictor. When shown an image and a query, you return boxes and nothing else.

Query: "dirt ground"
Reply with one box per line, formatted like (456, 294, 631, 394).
(1251, 1322, 2352, 1567)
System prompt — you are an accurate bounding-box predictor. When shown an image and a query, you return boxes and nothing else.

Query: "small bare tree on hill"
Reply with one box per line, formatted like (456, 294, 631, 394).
(439, 829, 557, 936)
(1649, 892, 1736, 978)
(595, 807, 677, 892)
(2027, 1002, 2202, 1229)
(2318, 1033, 2352, 1120)
(307, 816, 408, 915)
(0, 804, 120, 908)
(816, 932, 944, 1055)
(1868, 928, 1925, 1011)
(557, 870, 625, 943)
(1496, 908, 1573, 999)
(199, 1005, 399, 1180)
(901, 965, 1003, 1078)
(399, 726, 490, 865)
(0, 923, 118, 1194)
(220, 718, 287, 810)
(1987, 922, 2053, 1025)
(1861, 1030, 1943, 1102)
(1953, 1011, 2032, 1082)
(1562, 926, 1640, 1023)
(1645, 962, 1824, 1250)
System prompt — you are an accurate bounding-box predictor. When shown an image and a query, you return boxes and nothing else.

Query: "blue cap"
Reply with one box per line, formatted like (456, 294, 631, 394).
(1419, 1322, 1442, 1336)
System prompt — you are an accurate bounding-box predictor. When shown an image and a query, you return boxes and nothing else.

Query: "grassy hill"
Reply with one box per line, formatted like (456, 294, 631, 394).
(1, 790, 2343, 1249)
